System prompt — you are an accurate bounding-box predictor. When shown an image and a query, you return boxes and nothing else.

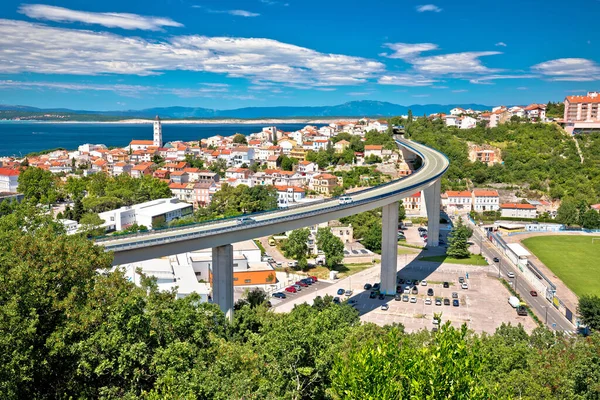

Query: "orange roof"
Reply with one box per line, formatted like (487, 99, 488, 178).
(170, 171, 187, 176)
(0, 168, 19, 176)
(274, 185, 305, 193)
(472, 189, 499, 197)
(313, 173, 337, 179)
(132, 164, 151, 171)
(364, 145, 383, 150)
(501, 203, 536, 209)
(183, 168, 200, 173)
(408, 192, 421, 198)
(114, 162, 127, 167)
(169, 182, 191, 189)
(566, 94, 600, 104)
(446, 190, 472, 198)
(524, 103, 545, 111)
(130, 140, 154, 145)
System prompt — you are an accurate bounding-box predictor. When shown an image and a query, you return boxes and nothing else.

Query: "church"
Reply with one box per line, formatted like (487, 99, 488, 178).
(129, 116, 163, 151)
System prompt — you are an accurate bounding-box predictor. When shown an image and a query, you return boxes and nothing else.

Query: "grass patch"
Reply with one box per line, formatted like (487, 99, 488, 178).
(398, 242, 426, 250)
(522, 235, 600, 297)
(305, 262, 376, 280)
(419, 254, 488, 266)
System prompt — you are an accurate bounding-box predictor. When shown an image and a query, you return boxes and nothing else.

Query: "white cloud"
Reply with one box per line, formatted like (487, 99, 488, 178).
(416, 4, 442, 12)
(532, 58, 600, 81)
(413, 51, 502, 74)
(412, 94, 430, 97)
(260, 0, 289, 6)
(380, 43, 438, 60)
(347, 91, 371, 96)
(469, 74, 538, 84)
(431, 85, 448, 89)
(378, 74, 436, 86)
(0, 80, 234, 98)
(0, 19, 384, 88)
(193, 6, 260, 17)
(452, 89, 468, 93)
(495, 42, 507, 47)
(18, 4, 182, 31)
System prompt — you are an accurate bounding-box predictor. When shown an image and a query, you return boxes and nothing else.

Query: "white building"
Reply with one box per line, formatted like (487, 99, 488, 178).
(0, 168, 19, 193)
(460, 116, 477, 129)
(59, 219, 80, 235)
(99, 197, 194, 231)
(444, 190, 472, 213)
(450, 107, 465, 116)
(153, 115, 163, 148)
(275, 185, 305, 206)
(472, 189, 500, 212)
(500, 203, 537, 219)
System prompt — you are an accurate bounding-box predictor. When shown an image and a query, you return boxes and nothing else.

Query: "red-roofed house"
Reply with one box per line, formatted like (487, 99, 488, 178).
(309, 173, 339, 195)
(130, 140, 154, 151)
(472, 189, 500, 212)
(170, 171, 189, 184)
(443, 190, 472, 213)
(500, 203, 537, 219)
(364, 145, 383, 158)
(275, 185, 305, 206)
(405, 191, 426, 216)
(563, 92, 600, 134)
(131, 162, 153, 178)
(164, 162, 188, 172)
(0, 168, 19, 193)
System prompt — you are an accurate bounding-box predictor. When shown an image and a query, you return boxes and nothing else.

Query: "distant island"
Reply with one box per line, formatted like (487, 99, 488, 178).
(0, 100, 491, 122)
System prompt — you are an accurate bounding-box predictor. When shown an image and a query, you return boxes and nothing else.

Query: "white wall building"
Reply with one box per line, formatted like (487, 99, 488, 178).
(500, 203, 537, 219)
(472, 189, 500, 212)
(0, 168, 20, 193)
(99, 197, 194, 231)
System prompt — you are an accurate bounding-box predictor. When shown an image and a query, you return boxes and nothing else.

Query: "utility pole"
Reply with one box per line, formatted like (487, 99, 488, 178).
(545, 306, 548, 325)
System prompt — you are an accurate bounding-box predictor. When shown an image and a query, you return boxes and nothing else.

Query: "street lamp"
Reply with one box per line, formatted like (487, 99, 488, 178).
(545, 306, 549, 325)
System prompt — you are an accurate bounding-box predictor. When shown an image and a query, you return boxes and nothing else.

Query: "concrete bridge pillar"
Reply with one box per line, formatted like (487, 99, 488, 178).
(425, 179, 441, 247)
(212, 244, 234, 322)
(380, 201, 399, 295)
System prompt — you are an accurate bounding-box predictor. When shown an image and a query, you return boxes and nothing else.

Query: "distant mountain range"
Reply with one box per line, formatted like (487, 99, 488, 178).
(0, 100, 492, 119)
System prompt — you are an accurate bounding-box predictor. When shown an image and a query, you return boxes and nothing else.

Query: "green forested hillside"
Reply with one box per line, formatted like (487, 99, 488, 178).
(406, 119, 600, 204)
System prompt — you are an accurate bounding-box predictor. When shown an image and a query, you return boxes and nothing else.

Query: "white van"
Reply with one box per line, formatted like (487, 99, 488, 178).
(338, 196, 353, 205)
(237, 216, 255, 225)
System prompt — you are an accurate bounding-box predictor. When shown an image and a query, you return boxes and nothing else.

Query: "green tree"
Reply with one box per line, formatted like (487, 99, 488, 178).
(446, 218, 472, 258)
(184, 153, 203, 169)
(17, 167, 58, 203)
(79, 212, 105, 236)
(557, 198, 580, 226)
(362, 221, 382, 252)
(233, 133, 248, 144)
(72, 197, 84, 222)
(282, 228, 310, 269)
(578, 295, 600, 331)
(316, 228, 345, 269)
(580, 209, 600, 229)
(398, 200, 406, 221)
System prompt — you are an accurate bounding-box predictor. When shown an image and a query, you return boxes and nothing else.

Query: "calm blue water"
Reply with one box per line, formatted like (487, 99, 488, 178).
(0, 122, 320, 156)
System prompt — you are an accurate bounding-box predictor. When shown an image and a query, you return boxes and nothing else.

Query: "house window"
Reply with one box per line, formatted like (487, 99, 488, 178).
(244, 279, 251, 283)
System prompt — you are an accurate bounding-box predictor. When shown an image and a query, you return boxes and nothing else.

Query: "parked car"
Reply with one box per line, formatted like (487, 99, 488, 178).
(378, 293, 385, 300)
(369, 291, 377, 299)
(337, 288, 345, 295)
(396, 285, 403, 293)
(288, 261, 298, 268)
(406, 279, 412, 285)
(461, 283, 469, 290)
(507, 272, 515, 278)
(453, 299, 460, 307)
(237, 216, 255, 225)
(403, 287, 411, 294)
(394, 293, 402, 301)
(402, 295, 409, 302)
(530, 290, 538, 297)
(414, 280, 420, 286)
(381, 304, 389, 311)
(272, 292, 286, 299)
(364, 283, 372, 290)
(411, 287, 418, 295)
(425, 298, 432, 305)
(517, 305, 528, 316)
(344, 289, 353, 296)
(410, 296, 417, 303)
(421, 280, 428, 286)
(338, 196, 353, 205)
(309, 276, 318, 282)
(443, 282, 450, 288)
(293, 284, 302, 291)
(452, 292, 458, 299)
(443, 298, 450, 306)
(333, 297, 340, 304)
(493, 257, 500, 263)
(435, 298, 442, 306)
(427, 288, 434, 296)
(458, 277, 465, 283)
(296, 281, 308, 288)
(373, 283, 381, 291)
(285, 286, 297, 293)
(303, 278, 314, 284)
(398, 278, 405, 284)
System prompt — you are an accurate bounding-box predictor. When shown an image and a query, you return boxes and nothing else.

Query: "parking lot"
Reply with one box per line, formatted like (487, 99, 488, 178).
(274, 254, 538, 334)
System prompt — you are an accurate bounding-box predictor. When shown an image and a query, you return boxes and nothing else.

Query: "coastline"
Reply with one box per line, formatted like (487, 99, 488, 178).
(1, 118, 352, 124)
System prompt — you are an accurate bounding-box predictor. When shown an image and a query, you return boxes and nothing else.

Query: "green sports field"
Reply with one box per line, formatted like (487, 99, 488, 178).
(522, 235, 600, 297)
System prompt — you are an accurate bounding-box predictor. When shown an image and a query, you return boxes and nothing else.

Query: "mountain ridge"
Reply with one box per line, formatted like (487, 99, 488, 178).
(0, 100, 492, 119)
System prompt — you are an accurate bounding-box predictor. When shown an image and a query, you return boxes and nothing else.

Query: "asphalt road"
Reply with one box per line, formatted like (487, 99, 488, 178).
(469, 223, 575, 332)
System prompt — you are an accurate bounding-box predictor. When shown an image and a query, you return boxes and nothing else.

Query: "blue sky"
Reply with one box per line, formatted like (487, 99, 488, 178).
(0, 0, 599, 110)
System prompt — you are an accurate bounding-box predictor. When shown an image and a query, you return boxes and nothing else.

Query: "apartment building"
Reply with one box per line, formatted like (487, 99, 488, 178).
(563, 92, 600, 134)
(472, 189, 500, 212)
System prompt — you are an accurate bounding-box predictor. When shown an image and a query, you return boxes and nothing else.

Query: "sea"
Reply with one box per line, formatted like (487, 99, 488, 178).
(0, 122, 322, 157)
